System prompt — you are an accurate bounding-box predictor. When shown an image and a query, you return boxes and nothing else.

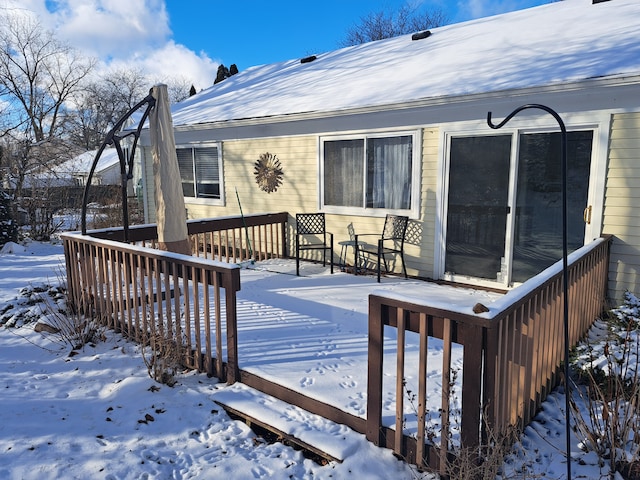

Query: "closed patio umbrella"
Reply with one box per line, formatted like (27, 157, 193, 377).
(149, 84, 190, 255)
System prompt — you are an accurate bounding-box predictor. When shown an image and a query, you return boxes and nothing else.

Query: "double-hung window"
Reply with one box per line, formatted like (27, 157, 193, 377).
(176, 144, 223, 201)
(321, 131, 418, 216)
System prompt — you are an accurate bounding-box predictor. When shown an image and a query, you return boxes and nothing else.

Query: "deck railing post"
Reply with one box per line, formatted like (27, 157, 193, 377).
(439, 317, 452, 473)
(482, 323, 500, 439)
(281, 218, 288, 258)
(460, 323, 485, 449)
(62, 239, 75, 309)
(223, 271, 240, 384)
(366, 296, 384, 446)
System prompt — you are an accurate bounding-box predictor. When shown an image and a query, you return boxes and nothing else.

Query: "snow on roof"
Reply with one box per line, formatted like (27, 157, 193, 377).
(171, 0, 640, 127)
(56, 148, 120, 175)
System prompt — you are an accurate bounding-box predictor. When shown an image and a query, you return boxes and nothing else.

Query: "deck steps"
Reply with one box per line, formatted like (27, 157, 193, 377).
(213, 385, 360, 464)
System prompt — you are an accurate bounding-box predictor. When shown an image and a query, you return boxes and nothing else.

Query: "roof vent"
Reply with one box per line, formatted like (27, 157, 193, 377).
(411, 30, 431, 41)
(300, 55, 317, 64)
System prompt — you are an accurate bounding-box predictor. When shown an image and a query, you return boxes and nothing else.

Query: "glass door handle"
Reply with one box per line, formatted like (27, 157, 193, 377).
(583, 205, 592, 224)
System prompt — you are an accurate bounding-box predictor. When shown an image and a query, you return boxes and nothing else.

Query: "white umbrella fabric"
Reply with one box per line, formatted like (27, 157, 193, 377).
(149, 84, 191, 255)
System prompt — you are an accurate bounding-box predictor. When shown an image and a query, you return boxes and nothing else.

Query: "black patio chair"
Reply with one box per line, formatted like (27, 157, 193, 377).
(295, 213, 334, 276)
(355, 214, 409, 282)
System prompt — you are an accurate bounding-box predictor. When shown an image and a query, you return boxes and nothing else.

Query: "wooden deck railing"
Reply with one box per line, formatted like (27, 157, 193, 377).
(188, 213, 288, 263)
(61, 213, 287, 384)
(61, 232, 242, 383)
(88, 212, 289, 262)
(366, 236, 612, 471)
(62, 215, 611, 473)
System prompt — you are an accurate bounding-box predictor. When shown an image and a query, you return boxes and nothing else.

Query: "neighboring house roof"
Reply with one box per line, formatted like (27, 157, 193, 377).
(56, 148, 120, 177)
(170, 0, 640, 128)
(6, 149, 121, 189)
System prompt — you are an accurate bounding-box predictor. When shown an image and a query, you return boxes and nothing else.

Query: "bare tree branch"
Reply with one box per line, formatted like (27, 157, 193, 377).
(0, 14, 95, 143)
(340, 3, 450, 47)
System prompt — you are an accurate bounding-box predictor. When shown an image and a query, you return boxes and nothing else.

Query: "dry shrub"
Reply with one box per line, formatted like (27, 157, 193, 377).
(436, 418, 533, 480)
(39, 296, 105, 349)
(401, 371, 531, 479)
(17, 281, 106, 349)
(140, 331, 183, 387)
(570, 292, 640, 478)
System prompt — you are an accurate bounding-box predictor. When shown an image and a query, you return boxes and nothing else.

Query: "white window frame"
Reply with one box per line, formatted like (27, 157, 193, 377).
(435, 112, 610, 287)
(319, 130, 421, 218)
(176, 142, 225, 206)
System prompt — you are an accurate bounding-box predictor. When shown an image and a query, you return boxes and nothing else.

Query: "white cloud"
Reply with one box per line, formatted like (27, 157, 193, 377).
(0, 0, 218, 91)
(107, 41, 218, 91)
(0, 0, 49, 19)
(51, 0, 170, 58)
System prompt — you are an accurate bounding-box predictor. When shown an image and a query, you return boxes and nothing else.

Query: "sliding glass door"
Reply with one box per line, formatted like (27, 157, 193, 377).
(445, 131, 593, 286)
(511, 131, 592, 283)
(445, 135, 512, 280)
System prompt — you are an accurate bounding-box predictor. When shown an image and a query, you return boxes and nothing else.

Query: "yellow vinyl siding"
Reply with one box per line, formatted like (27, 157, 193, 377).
(411, 127, 438, 278)
(603, 206, 640, 219)
(184, 136, 317, 219)
(144, 129, 438, 279)
(603, 112, 640, 301)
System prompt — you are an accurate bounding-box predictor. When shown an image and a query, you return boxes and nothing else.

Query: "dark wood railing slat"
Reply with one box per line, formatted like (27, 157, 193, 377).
(366, 237, 611, 471)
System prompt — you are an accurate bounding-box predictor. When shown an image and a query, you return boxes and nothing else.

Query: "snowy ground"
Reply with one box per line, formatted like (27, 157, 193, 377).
(0, 240, 630, 479)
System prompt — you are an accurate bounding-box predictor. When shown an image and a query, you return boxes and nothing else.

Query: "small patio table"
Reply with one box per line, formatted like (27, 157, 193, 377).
(338, 223, 363, 273)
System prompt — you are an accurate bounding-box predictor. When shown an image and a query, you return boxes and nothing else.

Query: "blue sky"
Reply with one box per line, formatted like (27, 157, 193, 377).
(165, 0, 554, 68)
(4, 0, 553, 91)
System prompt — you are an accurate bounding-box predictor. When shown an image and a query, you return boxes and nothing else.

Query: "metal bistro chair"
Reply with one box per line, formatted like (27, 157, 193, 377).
(295, 213, 334, 276)
(355, 214, 409, 282)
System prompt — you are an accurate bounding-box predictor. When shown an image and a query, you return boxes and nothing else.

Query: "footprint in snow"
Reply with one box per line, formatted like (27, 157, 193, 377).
(348, 400, 366, 416)
(251, 464, 274, 477)
(339, 378, 357, 389)
(299, 376, 315, 387)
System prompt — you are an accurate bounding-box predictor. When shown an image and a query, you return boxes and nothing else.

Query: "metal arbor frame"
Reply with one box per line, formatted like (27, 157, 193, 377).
(80, 93, 156, 242)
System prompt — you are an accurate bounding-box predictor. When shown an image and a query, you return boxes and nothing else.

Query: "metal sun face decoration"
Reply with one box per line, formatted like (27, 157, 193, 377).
(254, 152, 283, 193)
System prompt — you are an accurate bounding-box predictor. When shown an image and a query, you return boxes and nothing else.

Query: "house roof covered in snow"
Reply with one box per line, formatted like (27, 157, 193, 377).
(170, 0, 640, 128)
(56, 148, 120, 175)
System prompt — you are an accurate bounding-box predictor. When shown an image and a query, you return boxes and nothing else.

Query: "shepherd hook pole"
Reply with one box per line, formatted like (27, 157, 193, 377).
(487, 104, 571, 480)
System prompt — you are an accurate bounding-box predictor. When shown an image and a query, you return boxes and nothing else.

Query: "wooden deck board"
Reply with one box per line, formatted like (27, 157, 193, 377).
(213, 386, 361, 463)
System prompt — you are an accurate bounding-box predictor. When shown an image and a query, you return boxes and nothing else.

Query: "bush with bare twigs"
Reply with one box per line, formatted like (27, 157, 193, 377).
(570, 292, 640, 479)
(401, 368, 532, 479)
(0, 281, 105, 349)
(140, 331, 183, 387)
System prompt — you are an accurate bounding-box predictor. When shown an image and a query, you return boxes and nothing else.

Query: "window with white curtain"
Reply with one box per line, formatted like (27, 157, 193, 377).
(176, 145, 222, 200)
(322, 132, 416, 214)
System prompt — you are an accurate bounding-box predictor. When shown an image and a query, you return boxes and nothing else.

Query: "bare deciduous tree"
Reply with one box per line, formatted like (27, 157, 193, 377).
(0, 13, 95, 143)
(0, 13, 194, 238)
(0, 13, 94, 239)
(340, 4, 450, 47)
(68, 68, 193, 150)
(67, 68, 150, 150)
(163, 76, 193, 104)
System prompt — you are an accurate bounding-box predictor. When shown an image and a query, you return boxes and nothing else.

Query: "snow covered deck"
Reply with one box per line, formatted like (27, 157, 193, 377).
(234, 259, 499, 438)
(61, 214, 611, 471)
